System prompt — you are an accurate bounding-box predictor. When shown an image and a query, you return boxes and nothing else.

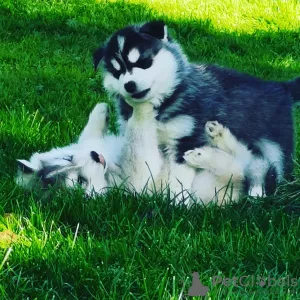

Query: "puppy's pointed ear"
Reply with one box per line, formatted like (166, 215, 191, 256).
(140, 20, 168, 41)
(93, 46, 106, 71)
(17, 159, 36, 174)
(90, 151, 106, 169)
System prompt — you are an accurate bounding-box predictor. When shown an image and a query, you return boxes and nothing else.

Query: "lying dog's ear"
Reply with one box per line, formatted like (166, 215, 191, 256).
(17, 159, 36, 174)
(93, 46, 106, 71)
(90, 151, 106, 169)
(140, 20, 168, 41)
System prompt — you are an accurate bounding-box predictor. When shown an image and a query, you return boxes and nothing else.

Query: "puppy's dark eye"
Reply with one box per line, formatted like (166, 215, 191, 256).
(136, 58, 153, 69)
(78, 175, 87, 185)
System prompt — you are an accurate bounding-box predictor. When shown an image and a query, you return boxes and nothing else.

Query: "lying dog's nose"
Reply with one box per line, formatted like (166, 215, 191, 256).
(124, 81, 136, 93)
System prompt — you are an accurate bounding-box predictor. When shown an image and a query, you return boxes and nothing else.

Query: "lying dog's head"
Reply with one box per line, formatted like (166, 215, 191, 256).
(93, 21, 184, 107)
(16, 147, 109, 197)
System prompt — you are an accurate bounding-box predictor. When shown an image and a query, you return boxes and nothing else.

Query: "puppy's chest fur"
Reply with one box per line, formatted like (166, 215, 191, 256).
(117, 95, 196, 150)
(156, 114, 196, 150)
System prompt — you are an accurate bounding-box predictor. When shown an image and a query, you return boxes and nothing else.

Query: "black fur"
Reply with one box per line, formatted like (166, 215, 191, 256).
(90, 151, 100, 163)
(264, 165, 278, 196)
(156, 64, 297, 171)
(247, 144, 264, 158)
(93, 47, 105, 70)
(285, 77, 300, 101)
(140, 20, 167, 40)
(37, 165, 63, 188)
(93, 23, 163, 77)
(118, 95, 133, 121)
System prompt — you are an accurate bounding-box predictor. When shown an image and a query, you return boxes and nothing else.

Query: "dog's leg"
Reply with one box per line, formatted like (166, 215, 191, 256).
(205, 121, 250, 159)
(205, 121, 267, 197)
(246, 156, 269, 197)
(184, 146, 244, 183)
(168, 158, 196, 204)
(120, 102, 163, 192)
(78, 103, 109, 143)
(192, 170, 241, 205)
(184, 147, 244, 204)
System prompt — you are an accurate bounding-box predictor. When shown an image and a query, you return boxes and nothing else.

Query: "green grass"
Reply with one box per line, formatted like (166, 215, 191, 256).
(1, 0, 300, 298)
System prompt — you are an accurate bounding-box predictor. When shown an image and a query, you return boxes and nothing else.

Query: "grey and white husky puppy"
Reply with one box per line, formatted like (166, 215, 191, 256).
(16, 103, 124, 196)
(93, 20, 300, 197)
(16, 102, 164, 197)
(16, 102, 248, 204)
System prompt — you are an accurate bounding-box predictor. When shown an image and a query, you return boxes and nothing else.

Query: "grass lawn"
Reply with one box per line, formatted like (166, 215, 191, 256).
(1, 0, 300, 298)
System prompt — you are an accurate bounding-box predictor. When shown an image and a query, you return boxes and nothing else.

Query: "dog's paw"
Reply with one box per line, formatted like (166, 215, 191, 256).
(205, 121, 224, 139)
(183, 147, 213, 168)
(89, 103, 109, 123)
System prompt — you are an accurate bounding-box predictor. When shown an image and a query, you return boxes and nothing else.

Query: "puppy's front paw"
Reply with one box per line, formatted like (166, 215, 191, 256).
(205, 121, 224, 139)
(89, 103, 109, 123)
(183, 147, 213, 168)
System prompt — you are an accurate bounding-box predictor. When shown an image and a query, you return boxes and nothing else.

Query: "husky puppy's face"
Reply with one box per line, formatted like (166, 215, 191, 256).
(93, 21, 179, 106)
(16, 149, 108, 197)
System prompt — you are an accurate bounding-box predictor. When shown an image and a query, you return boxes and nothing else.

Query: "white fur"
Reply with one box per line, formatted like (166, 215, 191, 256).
(78, 103, 108, 142)
(162, 25, 168, 42)
(168, 159, 196, 203)
(244, 139, 283, 197)
(157, 115, 195, 146)
(247, 156, 268, 197)
(204, 121, 252, 170)
(117, 36, 125, 52)
(156, 115, 197, 201)
(120, 102, 163, 192)
(103, 48, 178, 108)
(128, 48, 140, 63)
(16, 103, 164, 196)
(259, 139, 284, 182)
(111, 59, 121, 71)
(186, 147, 244, 204)
(184, 121, 247, 204)
(16, 104, 125, 195)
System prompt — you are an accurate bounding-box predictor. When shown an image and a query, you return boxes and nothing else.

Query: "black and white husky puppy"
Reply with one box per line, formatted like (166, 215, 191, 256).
(93, 20, 300, 197)
(16, 102, 248, 204)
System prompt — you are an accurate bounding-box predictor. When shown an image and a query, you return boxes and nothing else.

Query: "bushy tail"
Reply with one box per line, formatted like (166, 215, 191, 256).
(285, 77, 300, 102)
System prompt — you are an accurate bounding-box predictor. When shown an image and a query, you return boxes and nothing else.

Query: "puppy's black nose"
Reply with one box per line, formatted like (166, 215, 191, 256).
(124, 81, 136, 93)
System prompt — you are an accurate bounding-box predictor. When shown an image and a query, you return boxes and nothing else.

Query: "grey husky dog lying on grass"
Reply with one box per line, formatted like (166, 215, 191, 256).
(16, 102, 250, 204)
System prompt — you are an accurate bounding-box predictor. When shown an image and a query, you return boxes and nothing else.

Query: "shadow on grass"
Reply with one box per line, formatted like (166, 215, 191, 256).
(1, 1, 299, 79)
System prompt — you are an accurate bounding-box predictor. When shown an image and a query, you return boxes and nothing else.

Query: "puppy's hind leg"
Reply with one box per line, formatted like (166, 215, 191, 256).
(184, 147, 244, 203)
(184, 146, 244, 183)
(246, 155, 269, 197)
(78, 103, 109, 143)
(205, 121, 250, 160)
(168, 160, 196, 204)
